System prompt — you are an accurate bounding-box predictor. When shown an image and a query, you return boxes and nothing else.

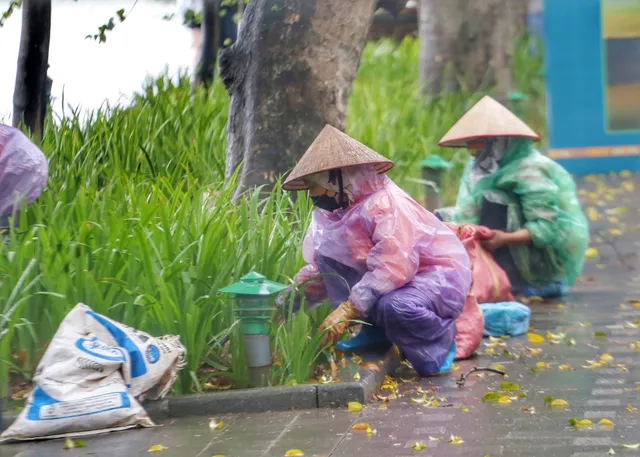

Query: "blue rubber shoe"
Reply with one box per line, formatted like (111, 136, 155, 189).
(336, 325, 390, 352)
(520, 282, 570, 299)
(420, 341, 457, 375)
(438, 341, 457, 374)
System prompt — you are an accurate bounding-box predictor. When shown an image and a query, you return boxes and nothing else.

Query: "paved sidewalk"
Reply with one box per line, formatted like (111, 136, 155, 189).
(2, 173, 640, 457)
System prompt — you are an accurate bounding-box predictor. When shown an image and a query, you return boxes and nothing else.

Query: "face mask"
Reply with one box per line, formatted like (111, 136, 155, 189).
(311, 191, 347, 212)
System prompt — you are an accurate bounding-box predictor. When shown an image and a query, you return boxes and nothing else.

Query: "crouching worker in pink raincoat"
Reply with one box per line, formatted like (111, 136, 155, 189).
(281, 125, 472, 376)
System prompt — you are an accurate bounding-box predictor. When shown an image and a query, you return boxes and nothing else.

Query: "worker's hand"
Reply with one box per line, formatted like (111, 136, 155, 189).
(482, 229, 508, 251)
(318, 300, 360, 347)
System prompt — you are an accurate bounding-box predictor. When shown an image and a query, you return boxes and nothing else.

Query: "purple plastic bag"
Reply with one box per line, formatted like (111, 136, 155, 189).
(293, 165, 472, 374)
(0, 124, 48, 219)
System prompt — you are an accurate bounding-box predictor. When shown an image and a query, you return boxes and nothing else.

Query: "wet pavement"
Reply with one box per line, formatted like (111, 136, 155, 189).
(2, 173, 640, 456)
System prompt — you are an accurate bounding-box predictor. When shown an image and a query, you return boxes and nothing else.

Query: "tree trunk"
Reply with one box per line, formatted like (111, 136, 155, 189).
(12, 0, 52, 141)
(194, 0, 219, 87)
(219, 0, 379, 198)
(419, 0, 528, 100)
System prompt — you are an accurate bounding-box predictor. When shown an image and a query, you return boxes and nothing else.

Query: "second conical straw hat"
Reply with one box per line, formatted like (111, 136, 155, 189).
(438, 96, 539, 147)
(282, 125, 394, 191)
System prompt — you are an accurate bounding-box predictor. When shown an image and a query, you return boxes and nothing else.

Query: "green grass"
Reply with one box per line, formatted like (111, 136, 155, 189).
(0, 36, 544, 396)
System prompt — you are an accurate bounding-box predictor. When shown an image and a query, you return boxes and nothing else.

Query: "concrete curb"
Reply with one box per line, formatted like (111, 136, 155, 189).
(0, 346, 402, 430)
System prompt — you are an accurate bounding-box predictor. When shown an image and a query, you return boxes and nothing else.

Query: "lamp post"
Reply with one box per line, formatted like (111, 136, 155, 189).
(219, 272, 288, 387)
(419, 154, 452, 211)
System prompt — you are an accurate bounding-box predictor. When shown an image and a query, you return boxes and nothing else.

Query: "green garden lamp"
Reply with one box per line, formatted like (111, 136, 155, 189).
(219, 272, 288, 386)
(419, 154, 452, 211)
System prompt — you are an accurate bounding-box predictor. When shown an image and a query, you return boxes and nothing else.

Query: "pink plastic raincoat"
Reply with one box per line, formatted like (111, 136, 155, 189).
(295, 165, 472, 374)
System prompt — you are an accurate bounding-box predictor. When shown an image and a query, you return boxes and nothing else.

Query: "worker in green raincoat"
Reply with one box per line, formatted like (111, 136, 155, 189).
(437, 96, 589, 298)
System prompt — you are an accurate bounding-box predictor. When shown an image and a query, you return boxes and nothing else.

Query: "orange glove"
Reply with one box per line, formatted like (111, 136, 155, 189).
(318, 300, 360, 347)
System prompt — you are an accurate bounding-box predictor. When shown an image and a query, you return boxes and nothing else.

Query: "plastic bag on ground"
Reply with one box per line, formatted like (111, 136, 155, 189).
(0, 124, 48, 219)
(445, 223, 512, 358)
(480, 302, 531, 337)
(1, 304, 186, 442)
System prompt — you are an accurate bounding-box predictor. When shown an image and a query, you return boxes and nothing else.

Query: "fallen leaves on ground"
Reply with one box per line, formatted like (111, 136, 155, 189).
(378, 404, 387, 410)
(352, 423, 370, 431)
(599, 418, 615, 426)
(348, 402, 363, 413)
(482, 392, 503, 403)
(285, 450, 305, 457)
(148, 444, 169, 453)
(209, 419, 224, 430)
(585, 247, 599, 259)
(490, 363, 506, 371)
(63, 438, 86, 450)
(594, 331, 608, 338)
(608, 449, 616, 455)
(536, 361, 552, 370)
(551, 399, 569, 408)
(600, 353, 614, 362)
(429, 436, 443, 441)
(500, 382, 521, 391)
(448, 435, 464, 445)
(627, 404, 636, 413)
(498, 396, 512, 404)
(353, 372, 360, 382)
(623, 444, 640, 450)
(582, 361, 603, 369)
(559, 364, 574, 371)
(527, 333, 546, 344)
(569, 418, 593, 427)
(412, 441, 428, 451)
(544, 396, 556, 406)
(460, 405, 469, 413)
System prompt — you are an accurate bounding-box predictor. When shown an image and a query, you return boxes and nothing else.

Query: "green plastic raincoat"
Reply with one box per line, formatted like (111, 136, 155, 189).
(452, 138, 589, 286)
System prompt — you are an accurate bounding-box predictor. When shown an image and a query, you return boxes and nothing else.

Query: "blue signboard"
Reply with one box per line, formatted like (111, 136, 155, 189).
(544, 0, 640, 174)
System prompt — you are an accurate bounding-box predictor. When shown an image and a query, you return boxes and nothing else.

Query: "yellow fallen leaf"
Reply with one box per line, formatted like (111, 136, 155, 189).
(209, 419, 224, 430)
(348, 402, 362, 413)
(599, 418, 615, 426)
(452, 363, 461, 372)
(285, 450, 305, 457)
(353, 423, 371, 431)
(484, 347, 495, 355)
(637, 386, 640, 392)
(353, 372, 360, 382)
(378, 404, 387, 410)
(587, 207, 600, 221)
(585, 247, 599, 260)
(557, 304, 566, 310)
(351, 355, 362, 364)
(571, 419, 592, 426)
(610, 228, 622, 236)
(583, 361, 603, 369)
(428, 436, 442, 441)
(536, 361, 551, 370)
(526, 347, 543, 356)
(547, 331, 565, 341)
(627, 404, 636, 412)
(148, 444, 169, 453)
(559, 364, 573, 371)
(551, 399, 568, 407)
(600, 353, 614, 362)
(609, 448, 616, 455)
(367, 427, 376, 436)
(63, 438, 86, 450)
(411, 393, 427, 404)
(448, 435, 464, 445)
(623, 444, 640, 450)
(412, 441, 428, 451)
(498, 396, 512, 404)
(528, 333, 545, 344)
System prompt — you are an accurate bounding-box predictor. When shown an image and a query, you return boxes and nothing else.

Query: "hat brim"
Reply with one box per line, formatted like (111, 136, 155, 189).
(438, 133, 540, 148)
(282, 161, 394, 191)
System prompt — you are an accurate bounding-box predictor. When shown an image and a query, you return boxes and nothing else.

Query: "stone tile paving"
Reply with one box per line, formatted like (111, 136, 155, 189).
(1, 174, 639, 457)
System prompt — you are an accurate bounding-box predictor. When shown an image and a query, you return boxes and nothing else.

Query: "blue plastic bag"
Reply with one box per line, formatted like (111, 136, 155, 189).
(480, 302, 531, 337)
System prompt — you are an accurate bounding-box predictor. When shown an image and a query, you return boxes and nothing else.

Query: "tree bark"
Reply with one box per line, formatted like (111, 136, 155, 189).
(194, 0, 219, 87)
(12, 0, 52, 141)
(419, 0, 528, 101)
(219, 0, 379, 198)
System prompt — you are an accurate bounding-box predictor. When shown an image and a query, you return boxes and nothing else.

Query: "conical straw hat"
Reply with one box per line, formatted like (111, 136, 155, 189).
(282, 125, 394, 191)
(438, 96, 539, 147)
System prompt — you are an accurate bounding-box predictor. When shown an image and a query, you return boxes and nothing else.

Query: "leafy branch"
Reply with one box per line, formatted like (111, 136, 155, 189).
(0, 0, 22, 28)
(85, 8, 126, 43)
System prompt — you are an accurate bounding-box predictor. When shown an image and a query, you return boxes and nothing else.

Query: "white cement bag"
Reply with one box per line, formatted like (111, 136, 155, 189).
(0, 304, 186, 442)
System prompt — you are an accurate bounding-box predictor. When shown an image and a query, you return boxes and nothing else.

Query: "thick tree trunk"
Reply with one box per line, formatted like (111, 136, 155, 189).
(419, 0, 528, 100)
(219, 0, 379, 198)
(12, 0, 52, 141)
(194, 0, 219, 87)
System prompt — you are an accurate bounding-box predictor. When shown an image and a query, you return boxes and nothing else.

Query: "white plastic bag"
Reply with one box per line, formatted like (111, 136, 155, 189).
(1, 304, 186, 442)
